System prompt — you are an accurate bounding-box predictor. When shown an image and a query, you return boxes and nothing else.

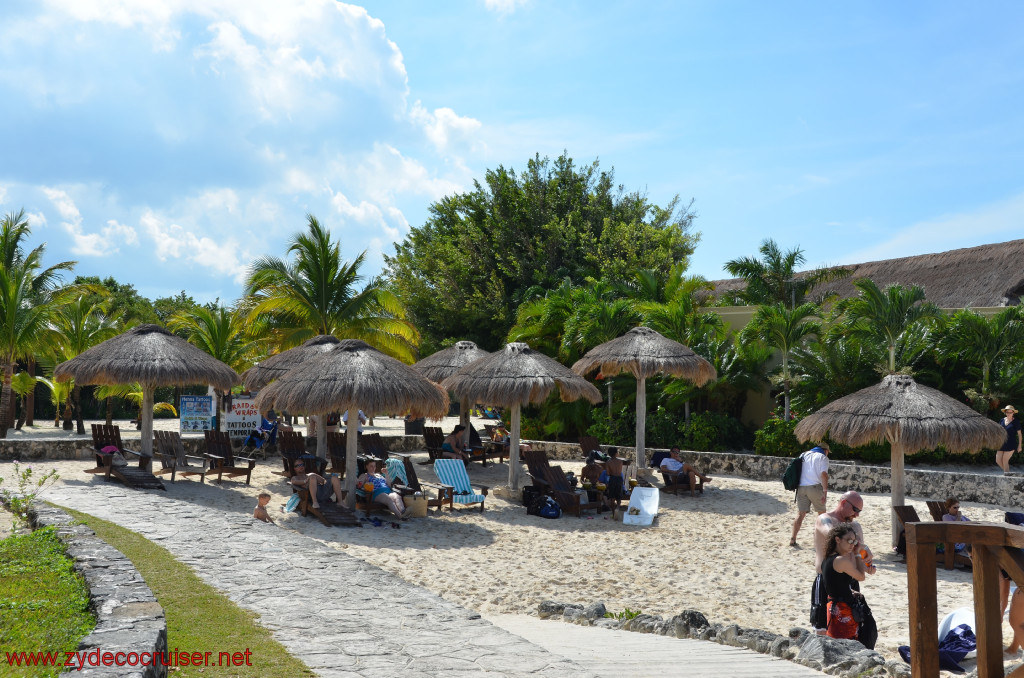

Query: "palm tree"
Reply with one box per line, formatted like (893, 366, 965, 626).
(244, 215, 418, 361)
(46, 295, 120, 433)
(34, 375, 72, 428)
(837, 279, 940, 374)
(938, 307, 1024, 406)
(10, 371, 37, 430)
(790, 334, 881, 413)
(168, 305, 254, 430)
(724, 239, 849, 308)
(741, 302, 821, 420)
(0, 210, 75, 437)
(93, 383, 178, 427)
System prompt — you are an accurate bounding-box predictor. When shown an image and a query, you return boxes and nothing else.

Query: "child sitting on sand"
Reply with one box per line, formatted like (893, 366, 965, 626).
(254, 492, 274, 523)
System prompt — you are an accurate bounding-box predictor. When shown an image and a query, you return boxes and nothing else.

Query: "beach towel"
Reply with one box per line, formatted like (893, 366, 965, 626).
(623, 487, 659, 526)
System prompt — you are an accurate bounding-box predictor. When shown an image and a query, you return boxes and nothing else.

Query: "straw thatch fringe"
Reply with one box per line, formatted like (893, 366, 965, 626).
(413, 341, 491, 383)
(53, 324, 239, 390)
(572, 326, 717, 385)
(794, 374, 1006, 453)
(441, 342, 602, 407)
(712, 238, 1024, 308)
(254, 339, 449, 418)
(243, 334, 341, 391)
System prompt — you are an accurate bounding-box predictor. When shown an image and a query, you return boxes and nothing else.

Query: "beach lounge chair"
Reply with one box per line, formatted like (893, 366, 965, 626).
(85, 424, 165, 490)
(523, 449, 553, 490)
(204, 430, 256, 485)
(362, 432, 389, 461)
(277, 430, 307, 477)
(622, 487, 659, 526)
(289, 475, 361, 527)
(545, 465, 594, 518)
(326, 431, 348, 475)
(153, 430, 210, 483)
(578, 436, 601, 460)
(433, 459, 488, 513)
(660, 467, 704, 497)
(925, 500, 971, 571)
(393, 454, 451, 512)
(422, 426, 445, 464)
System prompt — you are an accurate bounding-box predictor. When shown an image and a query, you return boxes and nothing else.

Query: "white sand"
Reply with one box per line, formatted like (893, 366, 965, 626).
(21, 438, 1014, 663)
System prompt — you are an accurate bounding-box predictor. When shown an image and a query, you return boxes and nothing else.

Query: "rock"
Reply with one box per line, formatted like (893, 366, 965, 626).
(624, 614, 662, 633)
(797, 634, 867, 671)
(789, 627, 810, 641)
(581, 602, 606, 621)
(698, 623, 722, 642)
(594, 618, 623, 630)
(562, 605, 585, 622)
(769, 636, 791, 658)
(719, 624, 741, 645)
(670, 609, 709, 638)
(884, 658, 911, 677)
(537, 601, 568, 619)
(741, 629, 778, 654)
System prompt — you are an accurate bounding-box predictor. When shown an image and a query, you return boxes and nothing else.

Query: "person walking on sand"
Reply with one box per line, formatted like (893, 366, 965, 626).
(997, 405, 1022, 474)
(790, 443, 830, 547)
(810, 491, 875, 635)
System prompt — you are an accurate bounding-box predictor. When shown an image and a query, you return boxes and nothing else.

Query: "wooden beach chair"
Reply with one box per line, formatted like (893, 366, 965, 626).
(422, 426, 445, 464)
(153, 430, 210, 483)
(204, 430, 255, 485)
(289, 473, 361, 527)
(578, 436, 601, 460)
(85, 424, 165, 490)
(277, 430, 306, 477)
(926, 500, 971, 571)
(523, 449, 553, 490)
(326, 431, 348, 476)
(545, 465, 592, 518)
(432, 459, 488, 513)
(660, 467, 704, 497)
(362, 432, 389, 461)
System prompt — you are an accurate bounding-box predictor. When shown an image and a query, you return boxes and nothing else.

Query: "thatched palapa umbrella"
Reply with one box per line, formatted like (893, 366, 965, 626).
(54, 324, 240, 457)
(414, 341, 492, 447)
(572, 326, 716, 471)
(243, 335, 342, 458)
(255, 339, 448, 509)
(441, 342, 602, 491)
(794, 373, 1006, 546)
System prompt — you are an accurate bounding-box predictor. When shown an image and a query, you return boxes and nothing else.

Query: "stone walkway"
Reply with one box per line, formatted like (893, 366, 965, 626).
(43, 478, 825, 677)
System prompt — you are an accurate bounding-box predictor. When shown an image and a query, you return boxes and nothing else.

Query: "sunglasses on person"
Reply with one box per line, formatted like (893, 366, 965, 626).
(845, 537, 859, 546)
(850, 504, 862, 514)
(950, 505, 960, 511)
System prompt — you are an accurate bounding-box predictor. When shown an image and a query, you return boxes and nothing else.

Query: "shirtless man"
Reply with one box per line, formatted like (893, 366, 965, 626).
(290, 459, 344, 510)
(604, 447, 625, 512)
(810, 491, 875, 634)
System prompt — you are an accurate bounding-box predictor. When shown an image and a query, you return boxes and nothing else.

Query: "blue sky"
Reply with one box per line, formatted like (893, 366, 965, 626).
(1, 1, 1022, 304)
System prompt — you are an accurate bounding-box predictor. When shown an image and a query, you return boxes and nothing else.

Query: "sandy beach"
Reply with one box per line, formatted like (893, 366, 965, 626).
(7, 415, 1017, 662)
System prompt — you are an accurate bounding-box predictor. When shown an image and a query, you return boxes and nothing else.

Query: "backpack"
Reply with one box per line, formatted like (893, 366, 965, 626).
(538, 496, 562, 519)
(782, 453, 804, 491)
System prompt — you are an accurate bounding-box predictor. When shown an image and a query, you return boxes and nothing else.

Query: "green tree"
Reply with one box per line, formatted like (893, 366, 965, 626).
(741, 302, 821, 420)
(244, 214, 418, 361)
(385, 152, 698, 350)
(153, 291, 199, 327)
(938, 307, 1024, 407)
(790, 334, 881, 413)
(73, 276, 156, 327)
(0, 210, 76, 437)
(723, 239, 849, 308)
(837, 279, 940, 374)
(168, 305, 254, 430)
(45, 295, 120, 433)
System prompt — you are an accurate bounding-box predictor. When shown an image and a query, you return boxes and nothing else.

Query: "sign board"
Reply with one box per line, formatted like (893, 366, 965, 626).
(179, 395, 214, 433)
(224, 396, 261, 439)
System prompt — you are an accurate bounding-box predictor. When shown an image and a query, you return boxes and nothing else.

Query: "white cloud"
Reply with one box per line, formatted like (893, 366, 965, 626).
(844, 191, 1024, 264)
(483, 0, 529, 15)
(42, 187, 136, 256)
(410, 102, 483, 153)
(140, 210, 249, 282)
(0, 186, 7, 206)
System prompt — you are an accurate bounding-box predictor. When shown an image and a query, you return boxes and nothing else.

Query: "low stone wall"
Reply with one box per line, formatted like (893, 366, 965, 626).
(537, 600, 902, 677)
(30, 504, 168, 678)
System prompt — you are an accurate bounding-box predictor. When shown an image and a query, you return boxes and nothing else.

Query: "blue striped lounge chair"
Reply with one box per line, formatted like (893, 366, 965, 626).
(432, 459, 489, 513)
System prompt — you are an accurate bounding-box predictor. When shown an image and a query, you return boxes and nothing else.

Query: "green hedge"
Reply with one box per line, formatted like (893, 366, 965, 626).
(753, 416, 1000, 465)
(586, 407, 752, 452)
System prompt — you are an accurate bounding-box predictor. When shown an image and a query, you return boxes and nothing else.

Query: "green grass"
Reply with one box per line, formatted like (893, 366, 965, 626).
(59, 506, 314, 678)
(0, 526, 96, 678)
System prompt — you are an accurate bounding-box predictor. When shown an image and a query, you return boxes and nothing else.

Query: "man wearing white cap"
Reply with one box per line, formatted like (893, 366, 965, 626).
(790, 442, 830, 547)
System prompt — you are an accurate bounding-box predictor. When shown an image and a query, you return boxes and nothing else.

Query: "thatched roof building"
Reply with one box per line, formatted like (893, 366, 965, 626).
(712, 239, 1024, 308)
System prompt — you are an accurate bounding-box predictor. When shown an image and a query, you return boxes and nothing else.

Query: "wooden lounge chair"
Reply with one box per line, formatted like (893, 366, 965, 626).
(433, 459, 488, 512)
(661, 467, 704, 497)
(85, 424, 165, 490)
(523, 449, 554, 490)
(545, 465, 593, 517)
(394, 454, 451, 513)
(277, 430, 307, 477)
(578, 436, 601, 459)
(361, 432, 389, 461)
(204, 430, 256, 485)
(326, 431, 348, 476)
(925, 500, 971, 571)
(288, 474, 361, 527)
(153, 430, 210, 483)
(422, 426, 445, 464)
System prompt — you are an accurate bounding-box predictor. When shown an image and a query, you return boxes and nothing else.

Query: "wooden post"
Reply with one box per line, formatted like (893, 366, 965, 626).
(906, 522, 939, 678)
(140, 383, 154, 458)
(890, 435, 905, 548)
(343, 407, 359, 509)
(508, 403, 522, 491)
(460, 397, 471, 449)
(973, 545, 1004, 678)
(315, 413, 327, 459)
(634, 376, 646, 474)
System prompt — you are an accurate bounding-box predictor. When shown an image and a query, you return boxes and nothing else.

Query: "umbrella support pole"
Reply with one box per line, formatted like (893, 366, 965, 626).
(316, 414, 327, 459)
(634, 376, 646, 475)
(508, 403, 522, 492)
(891, 437, 905, 549)
(343, 407, 359, 510)
(140, 384, 154, 459)
(460, 398, 471, 449)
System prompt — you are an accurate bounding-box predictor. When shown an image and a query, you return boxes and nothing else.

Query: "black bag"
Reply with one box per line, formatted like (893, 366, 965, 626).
(526, 491, 547, 516)
(852, 597, 878, 649)
(522, 485, 542, 508)
(782, 453, 804, 491)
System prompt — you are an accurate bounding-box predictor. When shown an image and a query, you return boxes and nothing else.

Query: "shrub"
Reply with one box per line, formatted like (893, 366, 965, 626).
(753, 417, 803, 457)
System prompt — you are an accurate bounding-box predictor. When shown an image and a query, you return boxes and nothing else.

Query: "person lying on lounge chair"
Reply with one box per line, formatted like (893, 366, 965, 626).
(290, 459, 344, 510)
(356, 459, 411, 519)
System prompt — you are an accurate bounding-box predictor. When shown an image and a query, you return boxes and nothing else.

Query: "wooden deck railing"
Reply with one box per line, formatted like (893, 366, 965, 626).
(907, 521, 1024, 677)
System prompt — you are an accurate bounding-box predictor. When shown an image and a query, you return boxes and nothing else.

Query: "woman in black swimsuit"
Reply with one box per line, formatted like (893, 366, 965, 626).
(822, 523, 868, 641)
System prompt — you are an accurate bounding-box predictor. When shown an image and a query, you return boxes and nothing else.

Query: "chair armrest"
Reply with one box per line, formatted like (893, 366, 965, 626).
(205, 453, 226, 464)
(184, 454, 209, 467)
(475, 484, 490, 495)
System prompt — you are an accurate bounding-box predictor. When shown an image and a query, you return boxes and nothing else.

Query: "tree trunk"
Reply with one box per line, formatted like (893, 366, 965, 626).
(508, 403, 522, 491)
(73, 384, 85, 434)
(634, 376, 646, 473)
(105, 397, 113, 426)
(62, 395, 73, 430)
(343, 407, 359, 509)
(15, 397, 25, 430)
(25, 358, 34, 426)
(0, 359, 13, 437)
(684, 400, 691, 426)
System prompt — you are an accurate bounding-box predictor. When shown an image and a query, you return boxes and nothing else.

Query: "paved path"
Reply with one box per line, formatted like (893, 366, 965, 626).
(44, 478, 824, 677)
(487, 614, 826, 678)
